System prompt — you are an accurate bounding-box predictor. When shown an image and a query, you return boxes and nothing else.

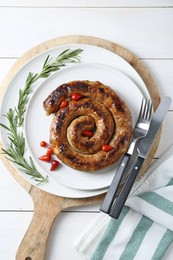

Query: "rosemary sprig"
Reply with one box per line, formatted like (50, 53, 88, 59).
(16, 48, 83, 126)
(0, 109, 48, 185)
(0, 48, 83, 184)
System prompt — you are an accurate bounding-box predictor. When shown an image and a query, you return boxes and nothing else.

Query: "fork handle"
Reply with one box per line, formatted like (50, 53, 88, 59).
(100, 153, 131, 213)
(109, 156, 144, 219)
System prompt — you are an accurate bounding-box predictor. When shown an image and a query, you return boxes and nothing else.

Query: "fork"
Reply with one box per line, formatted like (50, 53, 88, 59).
(100, 98, 153, 214)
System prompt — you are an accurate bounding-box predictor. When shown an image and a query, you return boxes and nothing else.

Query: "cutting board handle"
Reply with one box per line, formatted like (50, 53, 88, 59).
(16, 188, 65, 260)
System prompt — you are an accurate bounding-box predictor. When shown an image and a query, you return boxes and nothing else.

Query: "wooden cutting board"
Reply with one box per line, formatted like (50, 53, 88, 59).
(0, 35, 161, 260)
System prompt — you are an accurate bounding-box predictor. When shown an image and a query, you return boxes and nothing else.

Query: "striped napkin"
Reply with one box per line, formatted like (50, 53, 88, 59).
(75, 145, 173, 260)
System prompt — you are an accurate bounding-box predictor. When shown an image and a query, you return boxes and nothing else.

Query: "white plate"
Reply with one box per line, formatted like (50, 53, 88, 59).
(0, 43, 150, 198)
(25, 63, 144, 190)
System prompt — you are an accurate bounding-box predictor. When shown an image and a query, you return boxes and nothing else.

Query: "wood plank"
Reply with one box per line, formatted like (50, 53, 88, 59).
(0, 8, 172, 58)
(1, 0, 173, 7)
(0, 211, 99, 260)
(143, 60, 173, 110)
(154, 113, 173, 158)
(0, 0, 172, 7)
(0, 161, 33, 210)
(45, 212, 99, 260)
(0, 211, 33, 260)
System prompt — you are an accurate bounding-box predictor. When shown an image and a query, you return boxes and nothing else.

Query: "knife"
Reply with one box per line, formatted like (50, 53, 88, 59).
(109, 96, 172, 219)
(100, 99, 152, 214)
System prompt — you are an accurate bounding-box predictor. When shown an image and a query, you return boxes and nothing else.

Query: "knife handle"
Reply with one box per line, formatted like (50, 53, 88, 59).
(109, 156, 144, 219)
(100, 153, 131, 213)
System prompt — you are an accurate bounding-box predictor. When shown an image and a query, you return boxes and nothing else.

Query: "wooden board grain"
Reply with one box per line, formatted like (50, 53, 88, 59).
(0, 35, 161, 260)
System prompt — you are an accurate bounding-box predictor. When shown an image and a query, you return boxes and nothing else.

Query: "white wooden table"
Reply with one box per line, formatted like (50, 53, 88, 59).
(0, 1, 173, 259)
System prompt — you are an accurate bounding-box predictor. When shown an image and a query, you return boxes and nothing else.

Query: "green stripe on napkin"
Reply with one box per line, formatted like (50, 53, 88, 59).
(119, 216, 153, 259)
(167, 178, 173, 186)
(91, 207, 129, 260)
(138, 192, 173, 215)
(152, 229, 173, 259)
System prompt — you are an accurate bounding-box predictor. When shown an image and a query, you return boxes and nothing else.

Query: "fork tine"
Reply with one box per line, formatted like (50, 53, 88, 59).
(145, 99, 152, 120)
(138, 98, 145, 120)
(142, 99, 148, 119)
(148, 99, 153, 120)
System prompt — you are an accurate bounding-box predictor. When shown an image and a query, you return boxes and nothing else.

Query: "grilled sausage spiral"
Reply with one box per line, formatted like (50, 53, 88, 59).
(43, 80, 132, 171)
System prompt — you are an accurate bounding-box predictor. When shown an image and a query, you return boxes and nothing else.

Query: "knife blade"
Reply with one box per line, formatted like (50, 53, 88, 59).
(109, 96, 172, 219)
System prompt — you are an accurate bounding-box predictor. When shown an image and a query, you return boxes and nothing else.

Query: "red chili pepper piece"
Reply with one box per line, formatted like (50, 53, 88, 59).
(60, 100, 68, 108)
(82, 130, 93, 137)
(50, 160, 59, 171)
(46, 147, 53, 156)
(72, 93, 83, 101)
(102, 145, 113, 152)
(39, 154, 51, 162)
(40, 141, 47, 147)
